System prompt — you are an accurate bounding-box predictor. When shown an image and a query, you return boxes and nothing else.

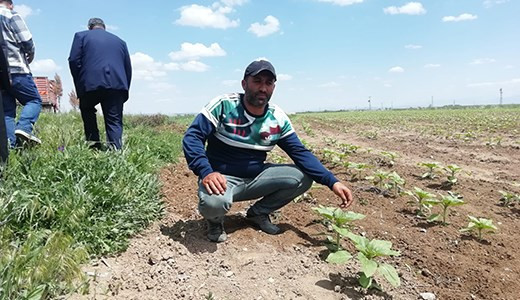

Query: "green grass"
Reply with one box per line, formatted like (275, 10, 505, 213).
(0, 112, 184, 299)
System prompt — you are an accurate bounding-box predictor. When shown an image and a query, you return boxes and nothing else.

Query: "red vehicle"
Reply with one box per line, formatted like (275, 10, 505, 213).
(33, 76, 59, 112)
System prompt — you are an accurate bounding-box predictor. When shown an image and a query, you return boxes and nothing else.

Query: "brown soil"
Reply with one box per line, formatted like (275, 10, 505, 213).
(73, 116, 520, 300)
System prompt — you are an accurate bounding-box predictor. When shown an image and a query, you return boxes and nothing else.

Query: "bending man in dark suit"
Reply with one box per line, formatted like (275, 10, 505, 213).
(68, 18, 132, 150)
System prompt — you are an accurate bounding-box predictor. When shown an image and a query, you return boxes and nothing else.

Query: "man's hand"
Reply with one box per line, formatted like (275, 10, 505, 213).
(332, 182, 354, 208)
(202, 172, 227, 195)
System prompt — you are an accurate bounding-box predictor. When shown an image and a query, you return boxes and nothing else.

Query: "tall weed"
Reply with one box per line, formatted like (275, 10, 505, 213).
(0, 112, 184, 299)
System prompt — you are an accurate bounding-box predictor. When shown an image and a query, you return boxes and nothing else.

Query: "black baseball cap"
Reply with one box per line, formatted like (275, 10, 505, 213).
(244, 60, 276, 80)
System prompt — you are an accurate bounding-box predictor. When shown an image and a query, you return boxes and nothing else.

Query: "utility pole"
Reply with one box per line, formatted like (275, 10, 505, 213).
(368, 96, 371, 110)
(431, 96, 434, 108)
(499, 88, 503, 105)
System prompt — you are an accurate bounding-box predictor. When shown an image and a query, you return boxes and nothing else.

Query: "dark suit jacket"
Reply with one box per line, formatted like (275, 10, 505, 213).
(68, 28, 132, 99)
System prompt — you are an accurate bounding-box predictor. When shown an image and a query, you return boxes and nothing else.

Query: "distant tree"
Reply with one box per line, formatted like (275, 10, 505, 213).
(69, 90, 79, 111)
(49, 73, 63, 112)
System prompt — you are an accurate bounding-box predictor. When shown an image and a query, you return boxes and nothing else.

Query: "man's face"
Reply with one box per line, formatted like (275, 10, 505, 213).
(242, 71, 276, 108)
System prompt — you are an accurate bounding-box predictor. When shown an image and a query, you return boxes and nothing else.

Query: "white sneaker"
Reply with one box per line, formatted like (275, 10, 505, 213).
(15, 129, 42, 145)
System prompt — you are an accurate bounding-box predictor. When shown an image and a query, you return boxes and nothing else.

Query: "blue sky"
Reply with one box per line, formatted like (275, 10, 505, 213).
(16, 0, 520, 114)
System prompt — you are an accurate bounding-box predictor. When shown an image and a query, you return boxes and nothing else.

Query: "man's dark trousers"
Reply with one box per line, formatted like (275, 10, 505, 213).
(79, 89, 126, 150)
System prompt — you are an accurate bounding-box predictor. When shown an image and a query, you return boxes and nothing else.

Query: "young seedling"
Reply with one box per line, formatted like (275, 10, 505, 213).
(418, 162, 442, 179)
(322, 148, 347, 166)
(380, 151, 398, 167)
(301, 121, 315, 137)
(460, 216, 498, 241)
(345, 162, 371, 181)
(498, 190, 520, 207)
(366, 170, 389, 191)
(429, 193, 465, 225)
(444, 164, 462, 185)
(312, 206, 365, 264)
(347, 234, 401, 290)
(384, 171, 406, 197)
(402, 187, 438, 217)
(339, 143, 361, 154)
(324, 137, 338, 146)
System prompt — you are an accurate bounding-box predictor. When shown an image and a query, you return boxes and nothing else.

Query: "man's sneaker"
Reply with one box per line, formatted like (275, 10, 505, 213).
(15, 129, 41, 145)
(207, 219, 227, 243)
(246, 212, 281, 235)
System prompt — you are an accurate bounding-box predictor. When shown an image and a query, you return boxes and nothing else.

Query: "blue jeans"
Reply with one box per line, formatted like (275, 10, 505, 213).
(198, 164, 313, 222)
(79, 89, 126, 150)
(2, 73, 42, 147)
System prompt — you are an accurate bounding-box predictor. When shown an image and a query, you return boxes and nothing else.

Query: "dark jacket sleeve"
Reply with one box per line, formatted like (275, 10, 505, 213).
(182, 114, 215, 179)
(278, 132, 339, 189)
(123, 41, 132, 89)
(68, 33, 83, 95)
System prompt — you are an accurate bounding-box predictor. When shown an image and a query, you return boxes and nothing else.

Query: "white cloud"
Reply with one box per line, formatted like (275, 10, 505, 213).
(106, 24, 119, 31)
(405, 44, 422, 49)
(169, 42, 226, 61)
(220, 0, 248, 6)
(318, 81, 340, 88)
(504, 65, 514, 69)
(164, 62, 180, 71)
(384, 83, 392, 88)
(388, 66, 404, 73)
(277, 74, 292, 81)
(470, 58, 496, 65)
(175, 4, 240, 29)
(248, 15, 280, 37)
(442, 13, 478, 22)
(14, 4, 40, 19)
(467, 78, 520, 87)
(180, 61, 209, 72)
(483, 0, 509, 8)
(384, 2, 426, 15)
(130, 52, 168, 80)
(424, 63, 440, 68)
(222, 79, 240, 87)
(131, 52, 210, 80)
(317, 0, 364, 6)
(30, 59, 61, 74)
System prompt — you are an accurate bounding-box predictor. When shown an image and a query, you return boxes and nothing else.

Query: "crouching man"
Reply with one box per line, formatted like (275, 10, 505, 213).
(182, 59, 354, 243)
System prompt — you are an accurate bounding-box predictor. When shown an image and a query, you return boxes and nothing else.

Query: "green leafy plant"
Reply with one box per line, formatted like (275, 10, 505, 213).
(312, 206, 365, 264)
(321, 148, 347, 166)
(460, 216, 497, 241)
(419, 162, 442, 179)
(429, 193, 465, 224)
(384, 171, 406, 196)
(498, 190, 520, 207)
(380, 151, 398, 167)
(444, 164, 462, 185)
(345, 162, 371, 181)
(301, 121, 315, 137)
(403, 187, 438, 217)
(366, 170, 389, 191)
(339, 143, 361, 154)
(347, 234, 401, 290)
(366, 170, 405, 197)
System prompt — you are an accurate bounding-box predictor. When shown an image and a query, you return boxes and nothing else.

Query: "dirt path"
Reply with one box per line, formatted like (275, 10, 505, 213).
(73, 118, 520, 300)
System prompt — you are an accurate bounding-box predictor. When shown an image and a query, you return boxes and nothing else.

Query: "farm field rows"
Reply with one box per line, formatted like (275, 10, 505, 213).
(74, 105, 520, 300)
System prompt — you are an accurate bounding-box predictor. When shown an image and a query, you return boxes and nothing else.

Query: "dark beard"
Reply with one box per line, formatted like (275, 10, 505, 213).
(245, 92, 270, 108)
